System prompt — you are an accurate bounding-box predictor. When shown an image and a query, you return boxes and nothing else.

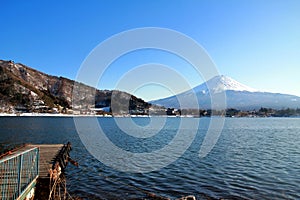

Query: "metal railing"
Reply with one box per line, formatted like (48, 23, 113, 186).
(0, 147, 39, 200)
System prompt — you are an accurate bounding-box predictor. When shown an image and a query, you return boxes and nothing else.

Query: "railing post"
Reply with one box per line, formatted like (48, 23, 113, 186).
(17, 153, 23, 197)
(37, 147, 39, 176)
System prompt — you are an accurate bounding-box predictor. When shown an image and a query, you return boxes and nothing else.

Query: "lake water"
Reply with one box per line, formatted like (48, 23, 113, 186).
(0, 117, 299, 200)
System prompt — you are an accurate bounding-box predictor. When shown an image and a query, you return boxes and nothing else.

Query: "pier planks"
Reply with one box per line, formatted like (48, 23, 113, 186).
(27, 144, 63, 178)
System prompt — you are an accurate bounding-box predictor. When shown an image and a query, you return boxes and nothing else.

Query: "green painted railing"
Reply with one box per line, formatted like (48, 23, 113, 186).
(0, 147, 39, 200)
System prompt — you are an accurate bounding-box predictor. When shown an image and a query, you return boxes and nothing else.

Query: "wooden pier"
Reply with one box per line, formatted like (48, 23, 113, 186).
(0, 143, 72, 200)
(33, 143, 72, 200)
(27, 144, 63, 178)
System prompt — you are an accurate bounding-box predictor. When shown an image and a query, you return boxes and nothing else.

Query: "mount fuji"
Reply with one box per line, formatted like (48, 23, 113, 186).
(150, 75, 300, 110)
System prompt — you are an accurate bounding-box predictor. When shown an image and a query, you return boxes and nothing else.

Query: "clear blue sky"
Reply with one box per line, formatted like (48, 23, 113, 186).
(1, 0, 300, 101)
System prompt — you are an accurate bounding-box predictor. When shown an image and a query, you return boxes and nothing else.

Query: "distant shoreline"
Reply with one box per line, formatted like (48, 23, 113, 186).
(0, 113, 188, 117)
(0, 113, 299, 118)
(0, 113, 109, 117)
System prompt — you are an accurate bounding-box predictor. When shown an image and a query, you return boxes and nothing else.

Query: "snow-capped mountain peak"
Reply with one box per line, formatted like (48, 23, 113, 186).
(151, 74, 300, 110)
(194, 75, 258, 94)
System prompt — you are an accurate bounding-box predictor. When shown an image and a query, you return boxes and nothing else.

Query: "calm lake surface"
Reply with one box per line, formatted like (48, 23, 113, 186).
(0, 117, 299, 200)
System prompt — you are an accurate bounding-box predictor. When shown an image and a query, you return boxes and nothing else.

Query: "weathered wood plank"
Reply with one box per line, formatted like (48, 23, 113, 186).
(27, 144, 63, 178)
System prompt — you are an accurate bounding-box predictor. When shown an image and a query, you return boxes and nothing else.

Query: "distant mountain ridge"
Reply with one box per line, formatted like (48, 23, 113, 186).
(2, 59, 299, 113)
(0, 60, 149, 114)
(151, 75, 300, 110)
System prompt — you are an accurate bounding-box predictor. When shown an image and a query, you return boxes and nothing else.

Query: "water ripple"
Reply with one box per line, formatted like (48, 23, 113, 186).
(0, 117, 300, 199)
